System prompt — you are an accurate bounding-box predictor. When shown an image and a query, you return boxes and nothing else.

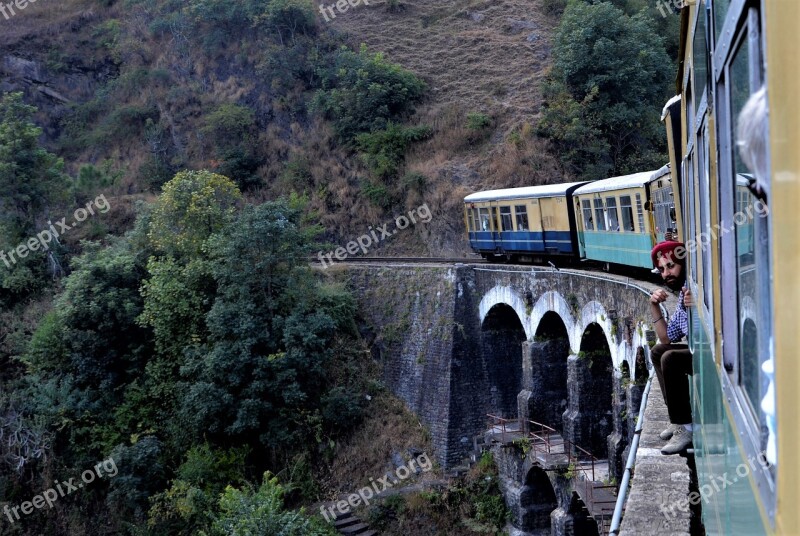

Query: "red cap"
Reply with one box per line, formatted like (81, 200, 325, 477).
(650, 241, 685, 267)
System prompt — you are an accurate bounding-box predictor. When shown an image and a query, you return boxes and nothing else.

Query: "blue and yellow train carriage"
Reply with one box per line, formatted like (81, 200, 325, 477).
(572, 166, 673, 269)
(463, 182, 587, 262)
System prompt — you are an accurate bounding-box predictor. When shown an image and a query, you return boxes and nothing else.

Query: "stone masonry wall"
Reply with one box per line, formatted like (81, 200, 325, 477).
(343, 264, 669, 469)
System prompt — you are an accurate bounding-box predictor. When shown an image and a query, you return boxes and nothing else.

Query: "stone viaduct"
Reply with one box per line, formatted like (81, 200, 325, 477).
(343, 263, 667, 534)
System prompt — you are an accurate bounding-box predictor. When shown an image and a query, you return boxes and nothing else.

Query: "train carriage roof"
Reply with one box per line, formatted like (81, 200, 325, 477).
(573, 166, 670, 195)
(464, 182, 588, 203)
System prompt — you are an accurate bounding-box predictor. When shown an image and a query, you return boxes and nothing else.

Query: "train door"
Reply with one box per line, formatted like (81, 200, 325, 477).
(575, 198, 587, 253)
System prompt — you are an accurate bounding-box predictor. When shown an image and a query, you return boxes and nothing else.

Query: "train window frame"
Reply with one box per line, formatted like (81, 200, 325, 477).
(499, 206, 513, 232)
(479, 207, 491, 231)
(466, 207, 474, 232)
(692, 0, 711, 113)
(714, 3, 777, 521)
(695, 116, 714, 316)
(605, 197, 620, 232)
(593, 198, 606, 231)
(514, 205, 529, 232)
(635, 194, 645, 233)
(581, 200, 594, 231)
(619, 195, 635, 232)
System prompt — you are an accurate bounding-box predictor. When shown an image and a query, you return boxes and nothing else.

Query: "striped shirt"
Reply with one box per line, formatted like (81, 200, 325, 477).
(667, 290, 688, 343)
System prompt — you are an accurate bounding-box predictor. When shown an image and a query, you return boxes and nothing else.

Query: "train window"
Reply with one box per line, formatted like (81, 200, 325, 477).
(479, 208, 491, 231)
(593, 198, 606, 231)
(606, 197, 620, 231)
(491, 207, 499, 231)
(693, 1, 709, 112)
(620, 196, 635, 232)
(682, 152, 698, 283)
(730, 36, 769, 420)
(653, 187, 673, 239)
(515, 205, 529, 231)
(466, 208, 473, 232)
(635, 194, 645, 232)
(713, 0, 731, 42)
(499, 206, 513, 231)
(698, 120, 713, 311)
(473, 209, 481, 232)
(581, 200, 594, 231)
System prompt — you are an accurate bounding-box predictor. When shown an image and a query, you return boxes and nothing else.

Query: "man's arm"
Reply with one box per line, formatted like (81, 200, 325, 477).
(649, 289, 671, 344)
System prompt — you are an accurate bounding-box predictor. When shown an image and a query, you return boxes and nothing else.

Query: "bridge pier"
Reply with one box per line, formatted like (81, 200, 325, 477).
(562, 353, 592, 455)
(520, 339, 570, 433)
(607, 373, 629, 483)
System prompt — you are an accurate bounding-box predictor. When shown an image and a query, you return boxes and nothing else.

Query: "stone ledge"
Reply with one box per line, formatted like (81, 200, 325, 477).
(619, 379, 694, 535)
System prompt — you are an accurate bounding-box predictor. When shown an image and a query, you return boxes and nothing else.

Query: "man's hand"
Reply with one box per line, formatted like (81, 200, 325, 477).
(683, 286, 693, 308)
(650, 288, 669, 305)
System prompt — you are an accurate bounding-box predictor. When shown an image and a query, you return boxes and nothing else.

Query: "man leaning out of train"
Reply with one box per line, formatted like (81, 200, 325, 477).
(648, 241, 694, 455)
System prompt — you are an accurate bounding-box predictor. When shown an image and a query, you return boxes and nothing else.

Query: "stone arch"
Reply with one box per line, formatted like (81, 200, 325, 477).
(620, 360, 631, 381)
(479, 285, 533, 340)
(481, 303, 526, 418)
(566, 492, 600, 536)
(519, 466, 558, 533)
(572, 322, 614, 457)
(530, 291, 576, 347)
(577, 300, 618, 368)
(634, 346, 649, 384)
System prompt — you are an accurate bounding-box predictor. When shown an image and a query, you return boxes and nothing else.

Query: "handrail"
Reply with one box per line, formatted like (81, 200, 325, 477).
(486, 412, 618, 530)
(608, 375, 654, 534)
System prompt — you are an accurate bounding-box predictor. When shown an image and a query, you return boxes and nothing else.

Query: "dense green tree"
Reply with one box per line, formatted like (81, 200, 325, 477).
(538, 1, 672, 179)
(0, 92, 67, 235)
(312, 45, 427, 143)
(46, 239, 151, 390)
(207, 472, 336, 536)
(0, 92, 69, 304)
(179, 200, 356, 452)
(148, 443, 249, 535)
(257, 0, 318, 43)
(147, 170, 242, 258)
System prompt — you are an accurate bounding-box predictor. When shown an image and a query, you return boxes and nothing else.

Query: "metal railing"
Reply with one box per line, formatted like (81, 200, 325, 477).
(485, 414, 618, 534)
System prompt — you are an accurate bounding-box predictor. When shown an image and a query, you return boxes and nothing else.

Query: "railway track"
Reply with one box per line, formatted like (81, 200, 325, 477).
(311, 256, 486, 265)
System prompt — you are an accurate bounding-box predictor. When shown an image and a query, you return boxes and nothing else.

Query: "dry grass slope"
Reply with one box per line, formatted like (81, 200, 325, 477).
(327, 0, 564, 254)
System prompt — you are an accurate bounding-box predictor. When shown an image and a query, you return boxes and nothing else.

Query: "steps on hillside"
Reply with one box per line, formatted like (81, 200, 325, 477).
(329, 511, 379, 536)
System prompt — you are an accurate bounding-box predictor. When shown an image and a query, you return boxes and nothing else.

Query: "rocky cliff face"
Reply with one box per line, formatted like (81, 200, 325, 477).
(1, 54, 111, 139)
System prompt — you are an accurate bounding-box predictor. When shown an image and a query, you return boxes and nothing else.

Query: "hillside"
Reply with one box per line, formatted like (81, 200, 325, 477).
(0, 0, 561, 257)
(329, 0, 563, 253)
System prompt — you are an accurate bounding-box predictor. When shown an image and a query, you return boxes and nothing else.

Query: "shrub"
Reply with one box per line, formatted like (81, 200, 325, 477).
(400, 171, 427, 193)
(208, 472, 336, 536)
(257, 0, 317, 41)
(362, 182, 393, 209)
(355, 123, 432, 179)
(466, 112, 491, 130)
(312, 45, 427, 142)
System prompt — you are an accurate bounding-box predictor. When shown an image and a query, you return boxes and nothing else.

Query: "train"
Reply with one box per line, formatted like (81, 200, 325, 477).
(465, 0, 798, 533)
(463, 165, 677, 269)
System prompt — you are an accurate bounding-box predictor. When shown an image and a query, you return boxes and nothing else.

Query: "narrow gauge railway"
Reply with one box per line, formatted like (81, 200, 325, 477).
(461, 0, 799, 533)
